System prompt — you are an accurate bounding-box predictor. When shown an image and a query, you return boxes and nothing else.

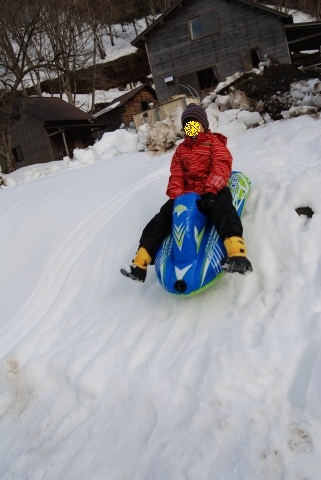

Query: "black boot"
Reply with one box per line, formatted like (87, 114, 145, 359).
(221, 256, 253, 275)
(120, 264, 147, 282)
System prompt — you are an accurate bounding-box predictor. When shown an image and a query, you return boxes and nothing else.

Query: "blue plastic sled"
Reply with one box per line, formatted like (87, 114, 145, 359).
(154, 171, 251, 296)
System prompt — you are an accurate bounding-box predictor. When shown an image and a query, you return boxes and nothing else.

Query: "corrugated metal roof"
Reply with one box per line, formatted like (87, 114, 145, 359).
(15, 97, 94, 123)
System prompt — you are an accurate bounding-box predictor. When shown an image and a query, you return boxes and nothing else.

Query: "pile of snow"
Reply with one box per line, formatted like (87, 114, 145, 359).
(144, 109, 184, 152)
(211, 76, 321, 124)
(143, 68, 321, 151)
(281, 78, 321, 118)
(3, 129, 141, 186)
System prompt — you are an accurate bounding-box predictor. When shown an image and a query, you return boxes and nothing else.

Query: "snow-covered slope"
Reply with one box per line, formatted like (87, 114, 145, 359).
(1, 112, 321, 479)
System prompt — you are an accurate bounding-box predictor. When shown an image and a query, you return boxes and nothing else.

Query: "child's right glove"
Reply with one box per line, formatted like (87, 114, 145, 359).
(197, 192, 216, 214)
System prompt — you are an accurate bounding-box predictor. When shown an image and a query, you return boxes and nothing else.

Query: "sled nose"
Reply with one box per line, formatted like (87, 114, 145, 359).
(174, 280, 187, 294)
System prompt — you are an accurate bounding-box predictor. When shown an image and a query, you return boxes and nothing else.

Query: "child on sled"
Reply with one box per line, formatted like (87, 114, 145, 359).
(121, 103, 252, 282)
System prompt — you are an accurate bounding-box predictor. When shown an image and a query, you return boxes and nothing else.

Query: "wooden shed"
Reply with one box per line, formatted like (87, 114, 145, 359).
(94, 84, 157, 133)
(132, 0, 294, 103)
(11, 97, 105, 169)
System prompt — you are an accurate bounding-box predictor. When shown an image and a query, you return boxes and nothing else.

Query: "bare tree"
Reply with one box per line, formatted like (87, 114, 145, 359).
(303, 0, 321, 19)
(41, 0, 93, 104)
(77, 0, 113, 111)
(259, 0, 321, 17)
(0, 0, 48, 172)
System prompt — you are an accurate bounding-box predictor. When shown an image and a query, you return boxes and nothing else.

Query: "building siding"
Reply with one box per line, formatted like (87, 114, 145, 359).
(144, 0, 291, 103)
(12, 113, 53, 167)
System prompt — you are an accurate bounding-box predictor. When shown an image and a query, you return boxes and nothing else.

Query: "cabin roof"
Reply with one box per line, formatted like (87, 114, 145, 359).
(15, 96, 95, 123)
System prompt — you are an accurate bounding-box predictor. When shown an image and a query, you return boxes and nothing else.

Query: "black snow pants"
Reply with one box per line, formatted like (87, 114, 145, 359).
(139, 187, 243, 261)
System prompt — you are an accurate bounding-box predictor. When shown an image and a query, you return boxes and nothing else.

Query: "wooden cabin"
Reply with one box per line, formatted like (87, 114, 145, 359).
(11, 97, 105, 169)
(132, 0, 294, 103)
(94, 84, 157, 133)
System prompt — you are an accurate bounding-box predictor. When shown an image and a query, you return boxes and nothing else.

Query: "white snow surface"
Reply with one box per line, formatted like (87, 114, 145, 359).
(1, 102, 321, 479)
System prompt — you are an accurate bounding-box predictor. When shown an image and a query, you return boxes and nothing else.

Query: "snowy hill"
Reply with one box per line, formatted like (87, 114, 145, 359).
(1, 108, 321, 479)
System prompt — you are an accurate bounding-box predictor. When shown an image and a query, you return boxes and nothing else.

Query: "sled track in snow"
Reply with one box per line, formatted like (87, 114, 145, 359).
(0, 167, 168, 357)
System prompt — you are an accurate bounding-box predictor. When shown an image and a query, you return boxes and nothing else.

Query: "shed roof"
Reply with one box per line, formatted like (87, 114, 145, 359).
(94, 84, 156, 118)
(285, 22, 321, 51)
(15, 97, 95, 123)
(132, 0, 293, 47)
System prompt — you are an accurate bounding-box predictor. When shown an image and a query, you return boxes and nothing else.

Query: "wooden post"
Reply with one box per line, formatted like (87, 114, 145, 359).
(62, 130, 70, 157)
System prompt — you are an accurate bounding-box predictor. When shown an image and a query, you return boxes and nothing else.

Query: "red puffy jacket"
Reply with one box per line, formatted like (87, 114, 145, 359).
(166, 131, 233, 199)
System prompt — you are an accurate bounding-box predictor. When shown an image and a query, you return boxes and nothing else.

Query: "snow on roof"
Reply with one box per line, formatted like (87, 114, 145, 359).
(94, 101, 121, 117)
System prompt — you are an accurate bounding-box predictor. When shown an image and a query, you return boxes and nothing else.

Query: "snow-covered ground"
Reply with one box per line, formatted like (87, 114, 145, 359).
(1, 87, 321, 479)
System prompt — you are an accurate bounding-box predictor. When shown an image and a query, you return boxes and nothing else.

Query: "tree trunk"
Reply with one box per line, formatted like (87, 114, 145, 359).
(0, 125, 16, 173)
(91, 27, 97, 113)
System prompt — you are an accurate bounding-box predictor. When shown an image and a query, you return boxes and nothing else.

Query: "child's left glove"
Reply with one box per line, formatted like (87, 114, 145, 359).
(197, 192, 216, 214)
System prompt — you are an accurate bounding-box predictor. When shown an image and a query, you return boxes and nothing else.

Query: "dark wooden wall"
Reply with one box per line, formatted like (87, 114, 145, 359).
(12, 112, 54, 167)
(96, 109, 123, 133)
(145, 0, 292, 103)
(12, 110, 95, 167)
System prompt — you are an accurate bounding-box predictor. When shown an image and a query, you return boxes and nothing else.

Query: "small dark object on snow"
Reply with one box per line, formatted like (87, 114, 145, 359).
(295, 206, 314, 218)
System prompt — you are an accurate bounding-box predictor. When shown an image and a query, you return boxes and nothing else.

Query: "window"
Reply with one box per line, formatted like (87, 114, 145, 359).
(178, 67, 218, 95)
(141, 101, 154, 111)
(12, 146, 24, 163)
(240, 48, 261, 71)
(188, 11, 220, 40)
(197, 69, 217, 90)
